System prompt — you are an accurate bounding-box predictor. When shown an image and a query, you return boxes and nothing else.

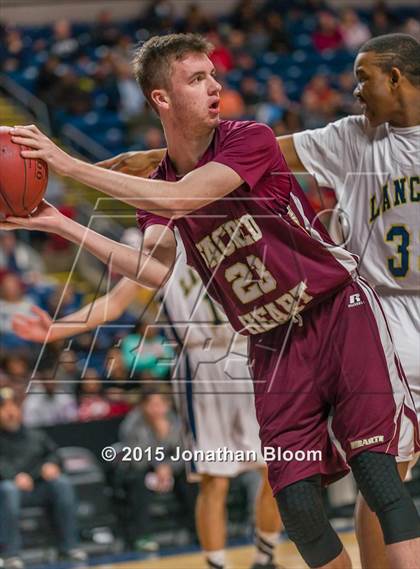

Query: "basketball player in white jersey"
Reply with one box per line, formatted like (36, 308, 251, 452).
(95, 32, 419, 569)
(12, 235, 282, 569)
(280, 33, 420, 569)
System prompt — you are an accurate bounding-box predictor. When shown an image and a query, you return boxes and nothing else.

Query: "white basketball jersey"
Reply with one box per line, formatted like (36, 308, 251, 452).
(294, 115, 420, 291)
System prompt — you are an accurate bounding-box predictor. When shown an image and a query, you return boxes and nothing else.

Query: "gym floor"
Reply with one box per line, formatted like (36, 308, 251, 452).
(85, 531, 361, 569)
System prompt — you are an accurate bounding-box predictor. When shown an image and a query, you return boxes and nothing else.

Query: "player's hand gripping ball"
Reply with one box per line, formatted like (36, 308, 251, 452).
(0, 126, 48, 217)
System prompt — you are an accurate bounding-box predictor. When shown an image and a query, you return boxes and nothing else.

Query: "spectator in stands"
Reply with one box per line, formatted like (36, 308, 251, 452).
(49, 18, 79, 61)
(113, 33, 135, 61)
(0, 388, 86, 569)
(235, 48, 256, 73)
(265, 11, 292, 54)
(115, 60, 146, 121)
(231, 0, 259, 32)
(78, 368, 114, 422)
(0, 272, 33, 349)
(118, 388, 197, 551)
(47, 284, 81, 319)
(35, 56, 61, 108)
(208, 31, 234, 74)
(336, 70, 358, 116)
(74, 53, 96, 78)
(0, 355, 30, 402)
(121, 321, 175, 380)
(312, 10, 343, 52)
(178, 3, 212, 34)
(141, 0, 175, 34)
(240, 76, 262, 116)
(227, 28, 248, 60)
(52, 69, 93, 116)
(1, 27, 25, 72)
(1, 355, 29, 385)
(255, 76, 290, 126)
(371, 2, 394, 37)
(103, 347, 138, 409)
(92, 9, 122, 47)
(0, 234, 45, 280)
(54, 349, 81, 384)
(301, 74, 341, 128)
(219, 79, 245, 119)
(269, 107, 303, 137)
(92, 55, 120, 112)
(339, 9, 371, 51)
(23, 365, 78, 427)
(39, 349, 84, 395)
(245, 21, 270, 56)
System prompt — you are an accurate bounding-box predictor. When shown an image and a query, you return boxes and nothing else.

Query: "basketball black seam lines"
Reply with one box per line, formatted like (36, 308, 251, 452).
(29, 163, 47, 211)
(30, 184, 46, 212)
(22, 144, 28, 213)
(0, 176, 17, 216)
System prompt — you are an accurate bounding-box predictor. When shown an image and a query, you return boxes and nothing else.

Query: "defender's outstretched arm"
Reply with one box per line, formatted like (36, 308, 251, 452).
(12, 277, 140, 344)
(95, 135, 308, 178)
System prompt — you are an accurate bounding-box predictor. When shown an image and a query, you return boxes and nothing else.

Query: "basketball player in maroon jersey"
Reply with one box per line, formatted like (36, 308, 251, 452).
(3, 34, 420, 568)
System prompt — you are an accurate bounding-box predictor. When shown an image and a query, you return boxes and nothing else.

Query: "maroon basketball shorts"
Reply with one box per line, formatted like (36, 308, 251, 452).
(249, 277, 419, 496)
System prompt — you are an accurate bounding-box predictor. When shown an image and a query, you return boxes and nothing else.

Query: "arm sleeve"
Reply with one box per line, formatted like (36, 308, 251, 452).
(293, 115, 366, 191)
(212, 122, 279, 190)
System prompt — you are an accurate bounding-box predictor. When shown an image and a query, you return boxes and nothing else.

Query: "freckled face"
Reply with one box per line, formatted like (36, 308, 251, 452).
(166, 53, 222, 130)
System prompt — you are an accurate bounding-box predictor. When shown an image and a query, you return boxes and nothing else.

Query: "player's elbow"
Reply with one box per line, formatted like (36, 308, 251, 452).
(167, 198, 191, 219)
(169, 180, 199, 218)
(170, 209, 188, 220)
(160, 201, 191, 219)
(135, 263, 171, 290)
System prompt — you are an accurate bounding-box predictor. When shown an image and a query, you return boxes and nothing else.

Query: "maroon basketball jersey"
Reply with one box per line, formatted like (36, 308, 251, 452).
(137, 120, 358, 335)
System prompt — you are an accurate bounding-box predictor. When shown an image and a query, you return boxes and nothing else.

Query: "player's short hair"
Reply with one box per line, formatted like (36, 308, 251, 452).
(133, 33, 213, 112)
(358, 33, 420, 86)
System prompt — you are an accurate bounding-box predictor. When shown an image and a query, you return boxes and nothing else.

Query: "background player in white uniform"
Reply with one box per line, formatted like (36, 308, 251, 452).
(161, 234, 265, 478)
(95, 32, 419, 569)
(13, 234, 282, 569)
(281, 33, 419, 569)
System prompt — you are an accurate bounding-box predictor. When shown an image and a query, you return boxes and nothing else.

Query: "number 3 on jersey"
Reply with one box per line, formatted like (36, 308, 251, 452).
(386, 225, 410, 278)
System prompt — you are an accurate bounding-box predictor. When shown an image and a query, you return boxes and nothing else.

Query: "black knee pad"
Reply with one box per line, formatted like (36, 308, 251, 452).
(276, 475, 342, 568)
(350, 451, 420, 544)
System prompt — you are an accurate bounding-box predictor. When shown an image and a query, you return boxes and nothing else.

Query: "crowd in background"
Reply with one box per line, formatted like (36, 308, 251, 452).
(1, 0, 419, 154)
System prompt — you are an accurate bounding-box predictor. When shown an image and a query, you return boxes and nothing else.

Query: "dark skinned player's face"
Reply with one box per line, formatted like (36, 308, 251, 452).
(353, 51, 400, 127)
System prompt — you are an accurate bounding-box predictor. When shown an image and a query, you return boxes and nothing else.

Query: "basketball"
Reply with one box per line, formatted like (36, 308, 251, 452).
(0, 126, 48, 217)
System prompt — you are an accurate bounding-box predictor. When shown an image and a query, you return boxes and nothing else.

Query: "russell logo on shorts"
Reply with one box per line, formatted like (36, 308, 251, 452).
(350, 435, 384, 450)
(348, 293, 364, 308)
